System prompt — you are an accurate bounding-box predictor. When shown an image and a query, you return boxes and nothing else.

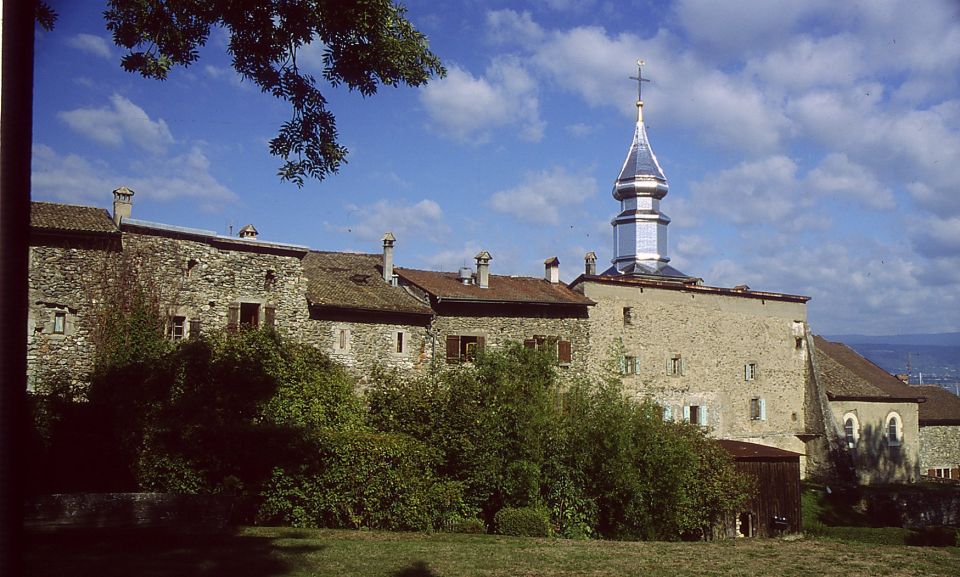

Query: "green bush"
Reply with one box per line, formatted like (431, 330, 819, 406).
(495, 506, 551, 537)
(447, 518, 486, 534)
(906, 526, 959, 547)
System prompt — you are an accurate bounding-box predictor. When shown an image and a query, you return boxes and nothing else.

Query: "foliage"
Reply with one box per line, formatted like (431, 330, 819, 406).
(446, 518, 486, 534)
(494, 506, 552, 537)
(256, 430, 463, 531)
(94, 0, 445, 186)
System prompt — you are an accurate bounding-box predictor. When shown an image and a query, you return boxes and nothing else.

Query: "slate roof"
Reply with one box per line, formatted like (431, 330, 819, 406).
(813, 336, 923, 402)
(616, 120, 666, 184)
(302, 251, 432, 315)
(913, 385, 960, 425)
(396, 268, 594, 306)
(716, 439, 803, 461)
(30, 201, 117, 234)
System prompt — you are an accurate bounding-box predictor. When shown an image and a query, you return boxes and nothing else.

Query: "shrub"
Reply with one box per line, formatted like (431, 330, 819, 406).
(906, 526, 959, 547)
(447, 518, 486, 534)
(495, 506, 551, 537)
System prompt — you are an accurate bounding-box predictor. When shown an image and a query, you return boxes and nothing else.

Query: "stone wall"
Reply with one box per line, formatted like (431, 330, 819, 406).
(577, 280, 810, 461)
(828, 400, 921, 484)
(920, 425, 960, 474)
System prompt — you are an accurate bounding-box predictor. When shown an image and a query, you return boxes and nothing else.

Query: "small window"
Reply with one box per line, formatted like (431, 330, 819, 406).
(744, 362, 758, 381)
(667, 354, 685, 376)
(885, 412, 903, 447)
(750, 398, 766, 421)
(931, 467, 952, 479)
(623, 307, 634, 326)
(842, 413, 860, 448)
(240, 302, 260, 328)
(185, 258, 198, 278)
(333, 328, 350, 353)
(621, 356, 640, 375)
(168, 316, 186, 340)
(52, 311, 66, 334)
(446, 335, 485, 364)
(265, 270, 277, 290)
(396, 331, 405, 354)
(684, 405, 707, 426)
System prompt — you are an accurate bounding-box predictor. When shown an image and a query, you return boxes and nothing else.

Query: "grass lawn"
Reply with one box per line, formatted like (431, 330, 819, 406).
(25, 526, 960, 577)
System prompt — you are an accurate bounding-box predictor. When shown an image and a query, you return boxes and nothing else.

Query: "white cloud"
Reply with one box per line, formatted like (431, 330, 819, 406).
(420, 58, 544, 143)
(690, 156, 802, 225)
(805, 153, 895, 210)
(419, 240, 484, 271)
(31, 143, 237, 209)
(485, 10, 544, 46)
(66, 33, 112, 59)
(336, 199, 449, 243)
(489, 167, 597, 225)
(911, 216, 960, 259)
(58, 94, 174, 154)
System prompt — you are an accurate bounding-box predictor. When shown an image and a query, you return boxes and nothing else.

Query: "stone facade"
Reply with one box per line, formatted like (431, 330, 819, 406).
(300, 316, 433, 378)
(573, 278, 810, 463)
(920, 425, 960, 477)
(828, 399, 921, 484)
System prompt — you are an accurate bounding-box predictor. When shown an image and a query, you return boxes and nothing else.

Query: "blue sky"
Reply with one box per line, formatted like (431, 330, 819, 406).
(32, 0, 960, 335)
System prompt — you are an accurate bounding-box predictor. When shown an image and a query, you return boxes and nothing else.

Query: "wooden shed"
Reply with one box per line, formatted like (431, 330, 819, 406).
(717, 440, 803, 537)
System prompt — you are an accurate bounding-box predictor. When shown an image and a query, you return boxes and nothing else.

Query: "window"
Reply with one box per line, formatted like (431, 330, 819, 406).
(168, 316, 186, 340)
(52, 311, 66, 334)
(930, 467, 954, 479)
(446, 335, 485, 363)
(667, 354, 685, 376)
(623, 307, 634, 326)
(744, 362, 758, 381)
(620, 355, 640, 375)
(396, 331, 405, 354)
(332, 327, 351, 353)
(185, 258, 198, 278)
(240, 302, 260, 328)
(885, 412, 903, 447)
(264, 270, 277, 290)
(684, 405, 708, 426)
(523, 335, 572, 365)
(229, 303, 275, 331)
(750, 398, 766, 421)
(842, 413, 860, 449)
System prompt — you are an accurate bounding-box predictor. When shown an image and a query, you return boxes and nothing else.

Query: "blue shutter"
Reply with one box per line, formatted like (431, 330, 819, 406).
(759, 399, 766, 421)
(663, 405, 673, 421)
(683, 405, 691, 422)
(700, 406, 708, 426)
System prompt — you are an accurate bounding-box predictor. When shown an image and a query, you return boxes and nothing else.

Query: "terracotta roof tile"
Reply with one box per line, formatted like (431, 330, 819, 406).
(302, 251, 432, 315)
(913, 385, 960, 424)
(396, 268, 593, 305)
(30, 201, 117, 234)
(813, 336, 922, 401)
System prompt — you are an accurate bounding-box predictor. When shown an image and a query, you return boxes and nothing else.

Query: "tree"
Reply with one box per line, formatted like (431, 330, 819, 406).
(38, 0, 445, 186)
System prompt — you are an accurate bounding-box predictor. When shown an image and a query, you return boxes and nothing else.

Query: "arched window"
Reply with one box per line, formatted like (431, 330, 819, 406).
(884, 412, 903, 447)
(842, 412, 860, 449)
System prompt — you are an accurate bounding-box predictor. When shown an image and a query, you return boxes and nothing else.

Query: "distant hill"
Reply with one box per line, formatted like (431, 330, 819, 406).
(825, 332, 960, 347)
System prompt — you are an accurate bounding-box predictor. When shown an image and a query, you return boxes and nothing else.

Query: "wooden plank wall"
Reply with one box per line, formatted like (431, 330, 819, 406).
(736, 460, 802, 537)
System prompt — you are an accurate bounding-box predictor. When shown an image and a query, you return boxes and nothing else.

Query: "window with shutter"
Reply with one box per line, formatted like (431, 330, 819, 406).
(523, 339, 536, 349)
(446, 335, 460, 363)
(699, 406, 708, 426)
(558, 340, 572, 364)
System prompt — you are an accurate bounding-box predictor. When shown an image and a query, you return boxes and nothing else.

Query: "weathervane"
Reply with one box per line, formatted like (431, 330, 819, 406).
(628, 59, 650, 102)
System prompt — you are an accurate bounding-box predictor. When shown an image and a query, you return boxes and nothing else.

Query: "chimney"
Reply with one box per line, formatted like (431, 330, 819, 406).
(475, 251, 491, 289)
(584, 251, 597, 276)
(238, 224, 259, 239)
(112, 186, 134, 226)
(382, 232, 396, 284)
(545, 256, 560, 284)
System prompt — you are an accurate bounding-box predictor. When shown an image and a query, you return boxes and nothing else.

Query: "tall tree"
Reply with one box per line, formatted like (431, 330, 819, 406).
(41, 0, 446, 186)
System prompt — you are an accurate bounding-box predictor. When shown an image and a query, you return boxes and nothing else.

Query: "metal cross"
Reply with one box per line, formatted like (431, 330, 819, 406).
(628, 59, 650, 101)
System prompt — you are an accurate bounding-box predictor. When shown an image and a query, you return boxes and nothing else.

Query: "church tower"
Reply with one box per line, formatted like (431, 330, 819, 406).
(608, 61, 686, 278)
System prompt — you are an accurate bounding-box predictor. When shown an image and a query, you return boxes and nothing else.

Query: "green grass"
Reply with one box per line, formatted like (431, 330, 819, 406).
(24, 526, 960, 577)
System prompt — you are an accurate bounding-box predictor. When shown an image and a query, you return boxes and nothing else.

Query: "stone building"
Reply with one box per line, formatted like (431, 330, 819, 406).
(810, 336, 923, 484)
(913, 385, 960, 481)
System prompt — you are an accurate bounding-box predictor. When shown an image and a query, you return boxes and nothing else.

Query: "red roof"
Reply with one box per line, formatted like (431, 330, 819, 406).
(397, 268, 593, 306)
(716, 439, 803, 460)
(914, 385, 960, 425)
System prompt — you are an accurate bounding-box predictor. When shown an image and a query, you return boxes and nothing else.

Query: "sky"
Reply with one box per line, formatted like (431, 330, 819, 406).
(31, 0, 960, 336)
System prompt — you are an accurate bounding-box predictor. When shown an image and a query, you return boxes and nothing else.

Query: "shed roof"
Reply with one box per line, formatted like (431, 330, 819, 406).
(914, 385, 960, 425)
(30, 201, 117, 234)
(716, 439, 803, 461)
(397, 268, 594, 306)
(813, 336, 923, 402)
(302, 251, 433, 315)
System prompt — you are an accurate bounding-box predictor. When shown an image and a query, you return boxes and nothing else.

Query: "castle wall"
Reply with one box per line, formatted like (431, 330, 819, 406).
(919, 425, 960, 477)
(577, 280, 810, 462)
(828, 399, 921, 484)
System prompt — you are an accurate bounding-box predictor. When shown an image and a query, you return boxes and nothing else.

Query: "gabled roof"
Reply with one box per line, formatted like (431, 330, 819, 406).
(302, 251, 433, 316)
(813, 336, 923, 402)
(716, 439, 803, 461)
(30, 201, 117, 234)
(913, 385, 960, 425)
(397, 268, 594, 306)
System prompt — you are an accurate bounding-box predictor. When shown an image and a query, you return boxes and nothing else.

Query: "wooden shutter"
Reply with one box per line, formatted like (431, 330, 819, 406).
(953, 468, 960, 480)
(928, 469, 936, 477)
(683, 405, 690, 422)
(264, 305, 276, 328)
(446, 335, 460, 363)
(663, 405, 673, 421)
(188, 319, 201, 339)
(227, 304, 239, 332)
(476, 336, 485, 351)
(700, 406, 708, 426)
(680, 357, 687, 376)
(523, 339, 536, 349)
(633, 356, 641, 374)
(558, 340, 572, 363)
(744, 364, 750, 381)
(759, 399, 766, 421)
